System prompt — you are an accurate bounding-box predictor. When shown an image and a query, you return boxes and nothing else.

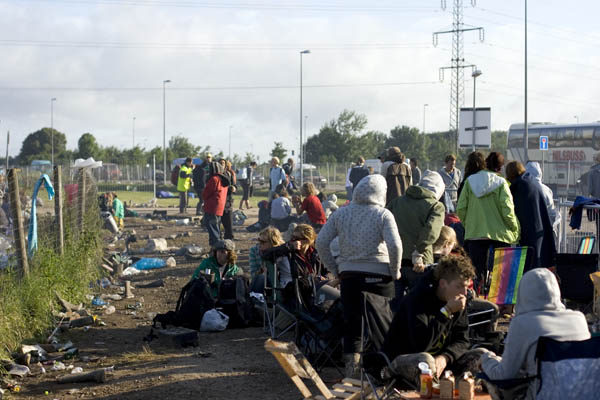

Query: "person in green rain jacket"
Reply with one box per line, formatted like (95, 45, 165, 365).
(111, 192, 125, 229)
(191, 239, 242, 297)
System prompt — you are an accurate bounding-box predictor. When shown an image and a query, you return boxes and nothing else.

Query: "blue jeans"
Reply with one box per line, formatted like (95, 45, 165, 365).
(204, 213, 221, 247)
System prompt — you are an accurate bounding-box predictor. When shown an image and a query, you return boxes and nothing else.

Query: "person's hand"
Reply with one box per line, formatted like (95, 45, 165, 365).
(434, 356, 447, 378)
(412, 264, 425, 273)
(411, 250, 425, 271)
(445, 294, 467, 314)
(232, 186, 237, 193)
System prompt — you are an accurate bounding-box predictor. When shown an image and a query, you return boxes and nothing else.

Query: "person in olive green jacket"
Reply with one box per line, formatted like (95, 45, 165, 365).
(387, 170, 446, 300)
(456, 151, 520, 293)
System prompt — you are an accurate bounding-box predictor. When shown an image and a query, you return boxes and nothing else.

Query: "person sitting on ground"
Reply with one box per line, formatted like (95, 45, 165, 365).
(269, 189, 294, 232)
(433, 227, 499, 335)
(248, 226, 292, 294)
(293, 182, 327, 231)
(479, 268, 590, 399)
(191, 239, 242, 297)
(111, 192, 125, 230)
(321, 193, 339, 219)
(261, 223, 325, 308)
(381, 255, 485, 389)
(316, 174, 402, 379)
(387, 170, 446, 301)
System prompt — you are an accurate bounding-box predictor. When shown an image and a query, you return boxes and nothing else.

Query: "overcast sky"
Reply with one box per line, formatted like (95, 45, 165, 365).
(0, 0, 599, 162)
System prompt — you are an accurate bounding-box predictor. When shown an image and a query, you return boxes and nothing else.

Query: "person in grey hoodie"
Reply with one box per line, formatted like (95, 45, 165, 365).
(480, 268, 590, 399)
(321, 193, 339, 219)
(524, 161, 560, 237)
(316, 174, 402, 378)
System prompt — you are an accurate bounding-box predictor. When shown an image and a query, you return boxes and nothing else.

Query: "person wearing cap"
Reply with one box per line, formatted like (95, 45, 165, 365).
(588, 153, 600, 198)
(202, 161, 230, 247)
(177, 157, 194, 214)
(384, 147, 412, 205)
(387, 170, 446, 302)
(193, 153, 213, 216)
(191, 239, 242, 297)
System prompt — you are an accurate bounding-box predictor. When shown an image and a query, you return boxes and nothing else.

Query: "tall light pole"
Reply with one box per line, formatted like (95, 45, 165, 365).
(422, 104, 428, 134)
(228, 125, 233, 159)
(300, 49, 310, 186)
(132, 116, 136, 148)
(471, 69, 482, 152)
(50, 97, 56, 165)
(523, 0, 529, 162)
(162, 79, 170, 184)
(303, 115, 308, 166)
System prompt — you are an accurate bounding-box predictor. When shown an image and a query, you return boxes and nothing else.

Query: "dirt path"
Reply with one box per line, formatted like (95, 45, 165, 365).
(13, 208, 305, 400)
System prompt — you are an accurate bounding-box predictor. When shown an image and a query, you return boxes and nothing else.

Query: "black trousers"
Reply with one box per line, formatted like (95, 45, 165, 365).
(222, 209, 234, 240)
(340, 273, 394, 353)
(464, 239, 509, 294)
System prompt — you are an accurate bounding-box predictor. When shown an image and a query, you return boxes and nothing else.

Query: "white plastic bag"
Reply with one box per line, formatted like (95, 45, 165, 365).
(200, 309, 229, 332)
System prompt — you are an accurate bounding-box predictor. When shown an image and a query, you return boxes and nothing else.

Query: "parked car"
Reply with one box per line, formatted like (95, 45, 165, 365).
(98, 163, 122, 181)
(293, 165, 327, 189)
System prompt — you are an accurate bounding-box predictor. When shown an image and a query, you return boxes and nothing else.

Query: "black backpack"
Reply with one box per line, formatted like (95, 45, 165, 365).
(153, 278, 215, 330)
(217, 276, 254, 328)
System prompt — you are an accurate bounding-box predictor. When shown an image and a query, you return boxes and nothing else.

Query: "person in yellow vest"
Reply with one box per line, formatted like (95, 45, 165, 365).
(178, 157, 194, 214)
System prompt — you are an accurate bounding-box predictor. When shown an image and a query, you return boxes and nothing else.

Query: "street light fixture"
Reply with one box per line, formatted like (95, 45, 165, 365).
(300, 49, 310, 186)
(162, 79, 171, 185)
(471, 69, 482, 152)
(422, 104, 428, 134)
(51, 98, 57, 165)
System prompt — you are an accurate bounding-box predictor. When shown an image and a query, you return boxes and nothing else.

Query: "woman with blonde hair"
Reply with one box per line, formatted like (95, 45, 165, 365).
(249, 226, 291, 293)
(293, 182, 326, 230)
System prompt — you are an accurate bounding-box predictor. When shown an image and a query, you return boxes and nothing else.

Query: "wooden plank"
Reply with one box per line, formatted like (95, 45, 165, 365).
(264, 338, 298, 355)
(333, 383, 361, 393)
(296, 353, 334, 399)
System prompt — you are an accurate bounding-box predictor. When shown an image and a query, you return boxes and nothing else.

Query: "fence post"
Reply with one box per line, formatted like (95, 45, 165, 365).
(77, 168, 86, 234)
(8, 169, 28, 276)
(54, 166, 64, 255)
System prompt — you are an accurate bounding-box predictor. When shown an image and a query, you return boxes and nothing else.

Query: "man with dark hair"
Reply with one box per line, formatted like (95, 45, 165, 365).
(177, 157, 194, 214)
(438, 154, 462, 210)
(410, 158, 421, 185)
(349, 156, 369, 190)
(381, 256, 484, 388)
(238, 161, 257, 210)
(193, 153, 212, 215)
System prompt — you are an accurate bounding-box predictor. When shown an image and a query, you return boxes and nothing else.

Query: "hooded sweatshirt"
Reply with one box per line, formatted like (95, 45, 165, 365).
(523, 162, 558, 225)
(456, 170, 520, 244)
(202, 162, 229, 216)
(316, 174, 402, 279)
(387, 171, 446, 265)
(481, 269, 590, 391)
(321, 193, 339, 218)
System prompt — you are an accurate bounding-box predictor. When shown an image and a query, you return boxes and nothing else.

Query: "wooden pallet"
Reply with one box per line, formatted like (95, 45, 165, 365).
(264, 339, 381, 400)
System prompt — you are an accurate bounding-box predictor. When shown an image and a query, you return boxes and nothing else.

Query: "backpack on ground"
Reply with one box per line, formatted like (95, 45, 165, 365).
(217, 276, 256, 328)
(236, 167, 248, 181)
(152, 277, 215, 330)
(170, 165, 181, 186)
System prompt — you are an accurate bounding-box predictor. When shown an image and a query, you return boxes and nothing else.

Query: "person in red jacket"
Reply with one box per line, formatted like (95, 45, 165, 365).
(202, 162, 229, 246)
(292, 182, 327, 231)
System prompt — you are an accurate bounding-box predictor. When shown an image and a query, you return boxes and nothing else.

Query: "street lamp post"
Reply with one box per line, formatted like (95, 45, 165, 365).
(524, 0, 529, 162)
(132, 116, 136, 148)
(162, 79, 171, 185)
(471, 69, 482, 152)
(300, 49, 310, 186)
(422, 104, 428, 134)
(51, 98, 56, 165)
(303, 115, 308, 166)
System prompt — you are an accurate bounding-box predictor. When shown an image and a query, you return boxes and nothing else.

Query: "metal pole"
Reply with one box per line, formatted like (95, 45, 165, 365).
(304, 115, 308, 164)
(132, 116, 136, 148)
(472, 76, 477, 152)
(5, 130, 9, 172)
(51, 97, 56, 165)
(162, 79, 170, 185)
(153, 154, 156, 199)
(228, 125, 232, 159)
(523, 0, 529, 162)
(300, 49, 310, 186)
(422, 104, 428, 134)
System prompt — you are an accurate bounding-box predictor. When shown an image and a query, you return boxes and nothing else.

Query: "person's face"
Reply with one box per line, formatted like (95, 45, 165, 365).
(206, 156, 212, 163)
(216, 249, 228, 265)
(257, 235, 272, 251)
(271, 159, 277, 167)
(219, 160, 226, 167)
(440, 241, 454, 256)
(438, 277, 469, 302)
(445, 159, 456, 171)
(410, 161, 416, 168)
(186, 160, 193, 167)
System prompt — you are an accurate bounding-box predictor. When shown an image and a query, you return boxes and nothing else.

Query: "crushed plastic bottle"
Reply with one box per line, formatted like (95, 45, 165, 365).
(91, 296, 107, 306)
(132, 258, 167, 270)
(52, 361, 66, 371)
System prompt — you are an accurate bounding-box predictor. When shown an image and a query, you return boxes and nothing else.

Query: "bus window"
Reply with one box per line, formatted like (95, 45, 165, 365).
(508, 129, 523, 148)
(594, 128, 600, 150)
(528, 130, 540, 148)
(580, 128, 594, 148)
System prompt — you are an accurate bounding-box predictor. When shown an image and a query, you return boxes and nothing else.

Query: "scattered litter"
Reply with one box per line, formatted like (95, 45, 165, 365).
(71, 367, 83, 374)
(52, 361, 66, 371)
(91, 296, 107, 306)
(122, 266, 143, 276)
(101, 294, 122, 301)
(145, 238, 168, 252)
(126, 302, 143, 310)
(20, 344, 47, 357)
(57, 341, 74, 352)
(69, 316, 94, 328)
(67, 389, 81, 395)
(132, 258, 166, 270)
(83, 326, 90, 332)
(98, 278, 112, 289)
(196, 351, 212, 358)
(175, 218, 190, 226)
(136, 279, 164, 288)
(166, 257, 176, 267)
(104, 306, 116, 315)
(8, 364, 30, 377)
(57, 369, 106, 384)
(175, 244, 204, 260)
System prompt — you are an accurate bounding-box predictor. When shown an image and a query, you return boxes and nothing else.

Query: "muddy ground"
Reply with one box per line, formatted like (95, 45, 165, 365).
(11, 207, 311, 400)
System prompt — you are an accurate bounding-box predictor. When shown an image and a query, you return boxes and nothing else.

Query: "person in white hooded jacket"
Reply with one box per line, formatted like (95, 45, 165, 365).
(316, 174, 402, 378)
(523, 161, 560, 233)
(480, 268, 590, 398)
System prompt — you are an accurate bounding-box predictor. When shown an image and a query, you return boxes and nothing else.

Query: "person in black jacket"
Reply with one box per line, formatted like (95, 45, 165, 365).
(193, 153, 212, 216)
(506, 161, 556, 270)
(381, 256, 484, 388)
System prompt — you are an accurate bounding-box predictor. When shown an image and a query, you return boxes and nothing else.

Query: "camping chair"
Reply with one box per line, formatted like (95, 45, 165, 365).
(486, 247, 532, 306)
(555, 253, 599, 311)
(577, 236, 595, 254)
(263, 261, 297, 339)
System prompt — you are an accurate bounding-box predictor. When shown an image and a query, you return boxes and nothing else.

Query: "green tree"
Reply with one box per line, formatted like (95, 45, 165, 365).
(243, 152, 259, 165)
(270, 142, 287, 161)
(491, 130, 507, 154)
(77, 133, 101, 160)
(18, 127, 67, 164)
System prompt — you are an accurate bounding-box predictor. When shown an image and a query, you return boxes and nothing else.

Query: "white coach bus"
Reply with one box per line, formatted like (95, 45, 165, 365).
(506, 122, 600, 197)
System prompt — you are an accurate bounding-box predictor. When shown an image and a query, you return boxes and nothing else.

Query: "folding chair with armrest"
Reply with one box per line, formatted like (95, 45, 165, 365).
(263, 260, 297, 339)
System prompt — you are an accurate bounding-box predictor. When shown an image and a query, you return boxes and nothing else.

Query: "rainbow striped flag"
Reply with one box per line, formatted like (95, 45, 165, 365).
(578, 236, 595, 255)
(487, 247, 528, 305)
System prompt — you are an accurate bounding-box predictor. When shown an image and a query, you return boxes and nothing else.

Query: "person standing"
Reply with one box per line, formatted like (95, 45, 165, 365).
(282, 158, 296, 194)
(410, 158, 422, 185)
(202, 162, 229, 247)
(438, 154, 462, 210)
(385, 147, 412, 205)
(345, 164, 354, 200)
(111, 192, 125, 230)
(177, 157, 194, 214)
(506, 161, 556, 269)
(193, 153, 212, 216)
(220, 159, 237, 240)
(269, 157, 287, 200)
(349, 156, 369, 190)
(316, 174, 402, 378)
(238, 161, 257, 210)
